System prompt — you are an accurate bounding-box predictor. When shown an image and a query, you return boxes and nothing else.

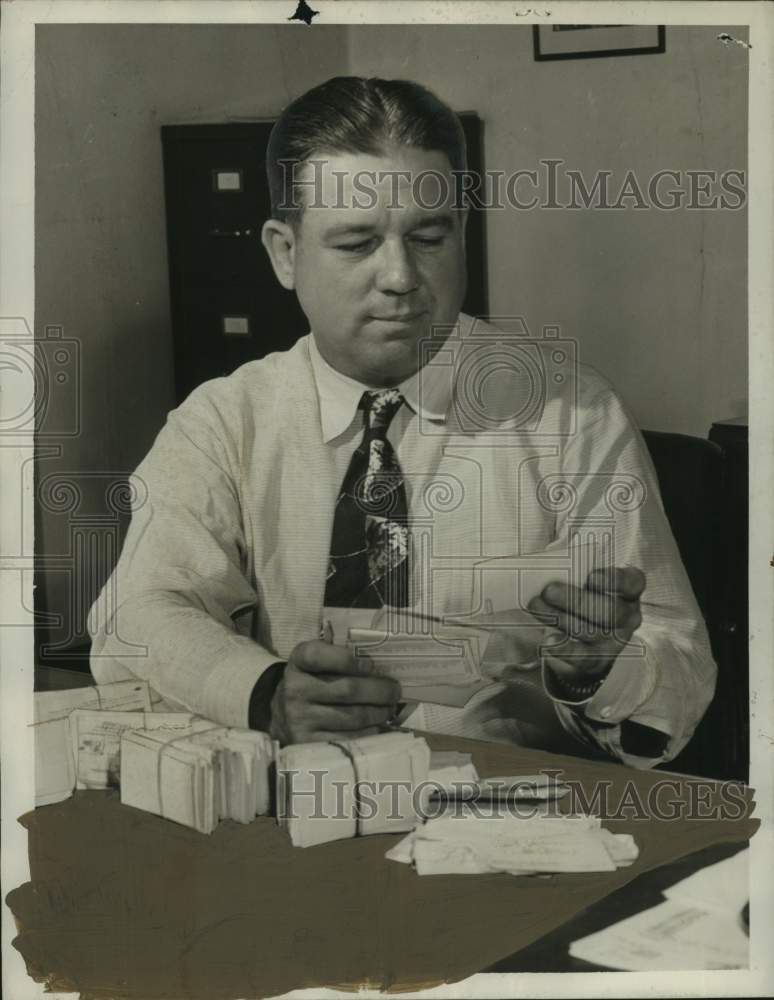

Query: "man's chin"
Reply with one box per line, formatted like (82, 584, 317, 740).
(371, 328, 435, 374)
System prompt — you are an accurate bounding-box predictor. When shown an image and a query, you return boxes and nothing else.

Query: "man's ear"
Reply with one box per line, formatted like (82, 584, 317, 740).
(261, 218, 297, 290)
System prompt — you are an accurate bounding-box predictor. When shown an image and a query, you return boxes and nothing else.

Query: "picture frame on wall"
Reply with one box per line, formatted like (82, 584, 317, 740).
(533, 25, 666, 61)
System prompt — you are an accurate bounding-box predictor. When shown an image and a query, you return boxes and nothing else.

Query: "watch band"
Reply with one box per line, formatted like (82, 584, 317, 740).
(548, 668, 607, 702)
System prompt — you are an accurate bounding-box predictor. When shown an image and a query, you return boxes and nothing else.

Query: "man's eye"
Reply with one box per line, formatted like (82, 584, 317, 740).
(338, 240, 374, 253)
(411, 235, 444, 246)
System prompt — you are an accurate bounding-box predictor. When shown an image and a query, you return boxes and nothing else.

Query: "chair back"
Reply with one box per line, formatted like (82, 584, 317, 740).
(641, 430, 723, 628)
(641, 429, 726, 778)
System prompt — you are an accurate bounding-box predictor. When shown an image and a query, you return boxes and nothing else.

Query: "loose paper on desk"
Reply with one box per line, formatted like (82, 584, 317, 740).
(662, 844, 749, 915)
(34, 680, 152, 807)
(386, 810, 639, 877)
(568, 848, 749, 970)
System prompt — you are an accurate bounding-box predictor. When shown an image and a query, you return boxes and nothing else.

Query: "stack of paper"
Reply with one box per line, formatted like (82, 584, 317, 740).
(346, 626, 491, 707)
(425, 751, 479, 792)
(425, 771, 570, 804)
(188, 726, 275, 822)
(34, 680, 152, 806)
(568, 848, 749, 970)
(277, 731, 432, 847)
(120, 724, 275, 834)
(276, 741, 357, 847)
(70, 710, 210, 790)
(386, 810, 639, 876)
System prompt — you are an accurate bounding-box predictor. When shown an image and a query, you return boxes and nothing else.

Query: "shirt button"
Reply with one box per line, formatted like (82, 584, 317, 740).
(600, 706, 612, 719)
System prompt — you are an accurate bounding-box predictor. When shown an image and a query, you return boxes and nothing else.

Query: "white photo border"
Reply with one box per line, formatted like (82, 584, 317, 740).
(1, 2, 772, 998)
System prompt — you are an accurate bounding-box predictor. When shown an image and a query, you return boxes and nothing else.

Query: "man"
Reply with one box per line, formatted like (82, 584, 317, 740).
(89, 76, 716, 767)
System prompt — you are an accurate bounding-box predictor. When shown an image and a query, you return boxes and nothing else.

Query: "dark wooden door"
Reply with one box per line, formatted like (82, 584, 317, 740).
(162, 117, 488, 404)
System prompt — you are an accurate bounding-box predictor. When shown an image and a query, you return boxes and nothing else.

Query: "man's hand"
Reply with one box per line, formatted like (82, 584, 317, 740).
(269, 639, 401, 745)
(527, 566, 646, 682)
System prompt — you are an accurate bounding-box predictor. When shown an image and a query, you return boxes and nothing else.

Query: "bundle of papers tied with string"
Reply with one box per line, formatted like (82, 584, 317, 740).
(70, 709, 213, 791)
(386, 810, 639, 876)
(276, 732, 477, 848)
(34, 679, 154, 806)
(120, 723, 275, 834)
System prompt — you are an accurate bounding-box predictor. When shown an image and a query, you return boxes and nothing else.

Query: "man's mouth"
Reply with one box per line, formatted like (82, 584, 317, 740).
(369, 311, 426, 324)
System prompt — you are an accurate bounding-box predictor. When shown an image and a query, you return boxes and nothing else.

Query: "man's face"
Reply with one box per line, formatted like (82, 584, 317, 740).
(265, 146, 467, 387)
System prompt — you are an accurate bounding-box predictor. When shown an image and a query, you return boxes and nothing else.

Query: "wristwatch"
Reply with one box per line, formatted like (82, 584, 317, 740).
(546, 660, 610, 702)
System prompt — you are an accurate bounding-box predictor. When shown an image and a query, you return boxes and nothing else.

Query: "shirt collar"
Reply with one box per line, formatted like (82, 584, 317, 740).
(309, 332, 453, 444)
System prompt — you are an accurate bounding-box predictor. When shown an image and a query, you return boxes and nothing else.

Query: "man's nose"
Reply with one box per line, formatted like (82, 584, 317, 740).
(374, 240, 418, 295)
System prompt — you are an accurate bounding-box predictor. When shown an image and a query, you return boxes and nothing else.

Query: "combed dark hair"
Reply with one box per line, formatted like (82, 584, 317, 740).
(266, 76, 468, 222)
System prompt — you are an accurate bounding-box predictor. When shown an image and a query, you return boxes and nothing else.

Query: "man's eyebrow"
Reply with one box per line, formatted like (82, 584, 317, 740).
(321, 213, 456, 240)
(410, 213, 455, 232)
(322, 223, 378, 239)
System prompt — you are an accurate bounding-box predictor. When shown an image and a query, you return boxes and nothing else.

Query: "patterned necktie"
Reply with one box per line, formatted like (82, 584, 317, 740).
(324, 389, 410, 608)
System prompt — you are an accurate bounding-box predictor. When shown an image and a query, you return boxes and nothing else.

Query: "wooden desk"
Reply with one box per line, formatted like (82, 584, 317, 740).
(7, 733, 757, 999)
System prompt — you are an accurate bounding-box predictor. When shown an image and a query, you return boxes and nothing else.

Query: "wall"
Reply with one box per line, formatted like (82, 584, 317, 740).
(35, 24, 349, 651)
(348, 24, 748, 436)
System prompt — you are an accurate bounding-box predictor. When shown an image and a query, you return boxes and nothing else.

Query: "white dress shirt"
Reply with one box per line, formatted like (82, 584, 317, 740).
(89, 314, 717, 768)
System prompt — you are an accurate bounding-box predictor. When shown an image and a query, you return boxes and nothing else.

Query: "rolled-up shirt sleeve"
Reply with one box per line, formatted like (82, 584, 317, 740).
(540, 379, 718, 768)
(88, 383, 278, 728)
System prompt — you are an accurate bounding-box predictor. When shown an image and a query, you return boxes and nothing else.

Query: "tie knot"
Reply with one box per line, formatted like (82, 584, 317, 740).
(362, 389, 403, 435)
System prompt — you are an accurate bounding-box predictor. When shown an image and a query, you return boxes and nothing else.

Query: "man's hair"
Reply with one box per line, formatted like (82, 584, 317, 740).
(266, 76, 468, 223)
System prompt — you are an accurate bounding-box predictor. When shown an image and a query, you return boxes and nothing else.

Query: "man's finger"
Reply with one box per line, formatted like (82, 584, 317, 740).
(290, 640, 368, 676)
(529, 598, 596, 643)
(586, 565, 646, 601)
(307, 673, 401, 707)
(306, 704, 396, 732)
(529, 594, 640, 644)
(307, 727, 382, 742)
(531, 584, 629, 633)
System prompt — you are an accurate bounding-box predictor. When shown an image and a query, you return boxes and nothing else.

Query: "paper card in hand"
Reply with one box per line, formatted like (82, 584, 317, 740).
(346, 626, 493, 707)
(472, 538, 603, 618)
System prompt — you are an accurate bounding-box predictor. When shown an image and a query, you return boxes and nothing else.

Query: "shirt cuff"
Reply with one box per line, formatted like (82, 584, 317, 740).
(542, 641, 673, 765)
(248, 661, 287, 732)
(200, 635, 284, 728)
(542, 639, 657, 724)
